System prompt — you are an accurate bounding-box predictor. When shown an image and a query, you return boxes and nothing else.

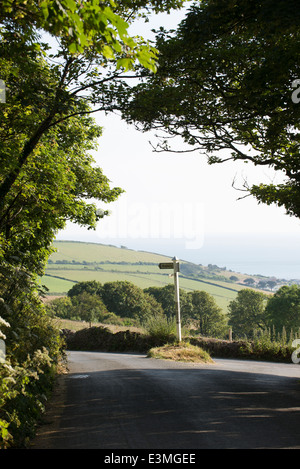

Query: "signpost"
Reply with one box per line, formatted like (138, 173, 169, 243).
(159, 257, 181, 342)
(158, 262, 173, 270)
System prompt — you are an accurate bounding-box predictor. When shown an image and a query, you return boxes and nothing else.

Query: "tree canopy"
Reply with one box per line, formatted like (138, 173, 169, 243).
(1, 0, 183, 67)
(228, 289, 267, 339)
(186, 290, 227, 338)
(0, 0, 185, 277)
(99, 281, 163, 320)
(265, 285, 300, 335)
(119, 0, 300, 218)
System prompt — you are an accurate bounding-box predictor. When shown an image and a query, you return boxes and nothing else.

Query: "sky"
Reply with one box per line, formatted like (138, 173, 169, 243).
(56, 6, 300, 280)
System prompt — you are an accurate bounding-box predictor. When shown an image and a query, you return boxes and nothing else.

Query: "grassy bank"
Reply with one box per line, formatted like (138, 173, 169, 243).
(148, 342, 214, 364)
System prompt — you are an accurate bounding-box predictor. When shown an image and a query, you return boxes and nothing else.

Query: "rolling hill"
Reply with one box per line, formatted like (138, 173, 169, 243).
(40, 240, 267, 312)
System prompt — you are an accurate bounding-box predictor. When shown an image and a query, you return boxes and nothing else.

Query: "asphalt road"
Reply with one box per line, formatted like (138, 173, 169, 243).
(30, 351, 300, 449)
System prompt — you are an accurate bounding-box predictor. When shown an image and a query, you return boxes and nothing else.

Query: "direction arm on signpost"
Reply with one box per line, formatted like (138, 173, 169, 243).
(158, 262, 173, 269)
(159, 257, 181, 342)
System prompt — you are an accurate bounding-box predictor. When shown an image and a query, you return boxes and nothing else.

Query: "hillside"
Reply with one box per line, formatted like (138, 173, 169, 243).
(41, 241, 272, 312)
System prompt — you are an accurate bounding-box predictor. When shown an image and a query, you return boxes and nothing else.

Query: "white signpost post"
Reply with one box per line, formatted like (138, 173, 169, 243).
(159, 256, 181, 342)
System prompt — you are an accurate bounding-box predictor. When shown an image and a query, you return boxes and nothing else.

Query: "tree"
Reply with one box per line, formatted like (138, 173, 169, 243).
(68, 281, 102, 299)
(258, 280, 268, 290)
(266, 280, 277, 291)
(265, 285, 300, 336)
(0, 32, 124, 281)
(71, 292, 107, 327)
(145, 285, 228, 337)
(0, 0, 186, 291)
(46, 296, 73, 319)
(99, 281, 163, 321)
(1, 0, 183, 68)
(120, 0, 300, 218)
(0, 0, 184, 229)
(244, 278, 255, 286)
(186, 290, 227, 338)
(144, 285, 190, 319)
(228, 289, 267, 339)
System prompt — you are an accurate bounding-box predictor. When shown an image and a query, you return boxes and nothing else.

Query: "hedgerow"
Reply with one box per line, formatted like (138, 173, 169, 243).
(0, 289, 64, 449)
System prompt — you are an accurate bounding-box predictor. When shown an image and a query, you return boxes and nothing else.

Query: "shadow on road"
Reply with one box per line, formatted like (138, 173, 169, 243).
(30, 354, 300, 449)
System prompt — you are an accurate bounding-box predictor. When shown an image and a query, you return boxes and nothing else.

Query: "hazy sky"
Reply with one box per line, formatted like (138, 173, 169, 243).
(57, 6, 300, 279)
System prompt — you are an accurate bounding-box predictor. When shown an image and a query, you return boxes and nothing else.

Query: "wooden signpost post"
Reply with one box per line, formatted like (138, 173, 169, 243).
(159, 257, 181, 342)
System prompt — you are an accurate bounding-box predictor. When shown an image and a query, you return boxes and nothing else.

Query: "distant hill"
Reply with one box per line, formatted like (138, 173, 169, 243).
(41, 240, 273, 312)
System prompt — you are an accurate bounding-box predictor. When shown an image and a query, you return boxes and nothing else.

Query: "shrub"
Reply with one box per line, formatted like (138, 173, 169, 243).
(0, 285, 64, 448)
(142, 314, 177, 343)
(0, 347, 57, 448)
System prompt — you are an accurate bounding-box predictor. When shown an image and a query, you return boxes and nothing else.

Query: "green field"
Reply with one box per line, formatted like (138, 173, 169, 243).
(41, 240, 247, 312)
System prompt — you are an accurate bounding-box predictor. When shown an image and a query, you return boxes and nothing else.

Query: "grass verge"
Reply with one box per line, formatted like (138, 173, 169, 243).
(147, 342, 214, 364)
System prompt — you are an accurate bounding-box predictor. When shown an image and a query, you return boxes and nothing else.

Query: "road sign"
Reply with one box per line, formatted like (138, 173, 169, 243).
(158, 257, 181, 341)
(159, 262, 174, 269)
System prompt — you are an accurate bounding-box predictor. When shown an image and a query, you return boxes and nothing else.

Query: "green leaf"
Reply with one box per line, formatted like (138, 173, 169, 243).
(102, 45, 115, 59)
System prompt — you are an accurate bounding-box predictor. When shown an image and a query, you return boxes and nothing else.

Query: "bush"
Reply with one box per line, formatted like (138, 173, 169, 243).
(0, 283, 64, 448)
(142, 314, 177, 343)
(0, 347, 58, 448)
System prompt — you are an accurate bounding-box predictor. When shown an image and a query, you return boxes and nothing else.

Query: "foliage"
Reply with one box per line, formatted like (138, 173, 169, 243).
(145, 285, 228, 338)
(265, 285, 300, 336)
(67, 280, 102, 298)
(56, 280, 164, 323)
(228, 289, 267, 339)
(99, 281, 163, 321)
(0, 347, 57, 449)
(186, 290, 228, 338)
(56, 282, 228, 336)
(69, 292, 108, 327)
(1, 0, 184, 71)
(236, 327, 295, 362)
(142, 314, 177, 343)
(120, 0, 300, 218)
(0, 261, 63, 448)
(0, 32, 123, 282)
(47, 291, 108, 326)
(144, 285, 192, 319)
(46, 296, 73, 319)
(63, 325, 167, 353)
(0, 0, 185, 266)
(0, 0, 184, 211)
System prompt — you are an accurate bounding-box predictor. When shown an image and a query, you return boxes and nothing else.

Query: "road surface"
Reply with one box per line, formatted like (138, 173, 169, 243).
(30, 351, 300, 449)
